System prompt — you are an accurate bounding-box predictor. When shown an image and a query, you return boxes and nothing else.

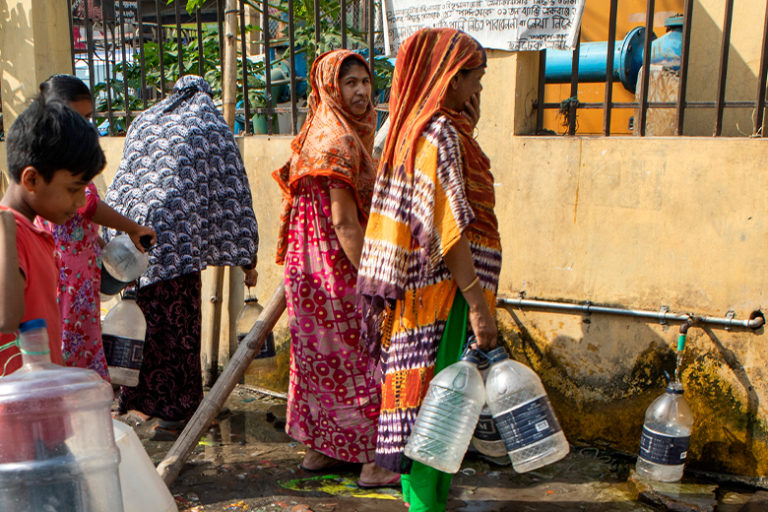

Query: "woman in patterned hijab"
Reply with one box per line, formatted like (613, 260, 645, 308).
(357, 29, 502, 510)
(273, 50, 399, 487)
(105, 75, 259, 438)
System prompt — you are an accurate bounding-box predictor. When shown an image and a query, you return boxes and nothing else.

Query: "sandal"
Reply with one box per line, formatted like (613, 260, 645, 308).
(298, 449, 357, 473)
(150, 419, 185, 441)
(357, 474, 401, 489)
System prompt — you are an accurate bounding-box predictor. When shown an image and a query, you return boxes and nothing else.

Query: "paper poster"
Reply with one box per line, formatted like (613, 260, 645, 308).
(384, 0, 586, 54)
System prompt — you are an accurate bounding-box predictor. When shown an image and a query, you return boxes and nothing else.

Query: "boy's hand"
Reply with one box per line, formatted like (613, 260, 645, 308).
(128, 225, 157, 253)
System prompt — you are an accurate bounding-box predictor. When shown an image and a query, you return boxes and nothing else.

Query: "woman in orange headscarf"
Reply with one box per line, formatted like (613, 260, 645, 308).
(273, 49, 399, 487)
(357, 29, 502, 510)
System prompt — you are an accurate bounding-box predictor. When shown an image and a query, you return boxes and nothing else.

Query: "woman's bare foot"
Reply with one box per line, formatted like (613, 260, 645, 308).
(300, 448, 341, 471)
(358, 462, 401, 488)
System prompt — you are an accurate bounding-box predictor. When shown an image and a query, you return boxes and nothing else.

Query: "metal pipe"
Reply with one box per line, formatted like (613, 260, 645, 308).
(497, 297, 765, 331)
(156, 0, 166, 98)
(568, 32, 580, 136)
(138, 0, 148, 110)
(288, 0, 298, 134)
(175, 0, 184, 74)
(341, 0, 347, 49)
(197, 8, 205, 77)
(262, 0, 273, 135)
(536, 50, 546, 133)
(103, 22, 115, 134)
(675, 0, 693, 135)
(368, 0, 375, 87)
(603, 0, 618, 136)
(67, 0, 75, 75)
(754, 0, 768, 135)
(217, 0, 225, 72)
(714, 0, 734, 136)
(541, 100, 755, 110)
(638, 0, 655, 136)
(239, 0, 250, 134)
(119, 1, 131, 129)
(83, 0, 97, 106)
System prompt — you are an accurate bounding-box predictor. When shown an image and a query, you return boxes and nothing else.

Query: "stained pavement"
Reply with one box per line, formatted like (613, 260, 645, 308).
(116, 386, 768, 512)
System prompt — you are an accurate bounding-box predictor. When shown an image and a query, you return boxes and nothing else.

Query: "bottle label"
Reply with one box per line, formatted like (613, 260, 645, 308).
(474, 412, 503, 442)
(638, 426, 690, 465)
(237, 332, 276, 359)
(102, 334, 144, 369)
(494, 395, 562, 452)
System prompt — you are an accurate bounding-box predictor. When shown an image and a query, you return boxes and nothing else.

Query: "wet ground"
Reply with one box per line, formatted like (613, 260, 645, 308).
(116, 386, 767, 512)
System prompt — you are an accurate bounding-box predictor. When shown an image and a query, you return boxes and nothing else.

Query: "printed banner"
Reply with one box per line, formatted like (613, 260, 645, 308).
(384, 0, 586, 54)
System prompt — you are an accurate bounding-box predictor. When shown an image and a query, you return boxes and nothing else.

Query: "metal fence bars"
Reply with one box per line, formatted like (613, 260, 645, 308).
(68, 0, 385, 136)
(536, 0, 768, 137)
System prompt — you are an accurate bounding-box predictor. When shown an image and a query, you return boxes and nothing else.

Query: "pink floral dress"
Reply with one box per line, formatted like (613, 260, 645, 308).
(37, 183, 109, 380)
(284, 177, 380, 463)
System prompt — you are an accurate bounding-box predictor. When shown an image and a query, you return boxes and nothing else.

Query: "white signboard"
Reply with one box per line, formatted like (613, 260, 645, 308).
(384, 0, 586, 54)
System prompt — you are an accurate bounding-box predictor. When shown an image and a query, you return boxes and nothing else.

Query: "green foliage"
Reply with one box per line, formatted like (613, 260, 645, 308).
(95, 0, 394, 132)
(94, 26, 272, 132)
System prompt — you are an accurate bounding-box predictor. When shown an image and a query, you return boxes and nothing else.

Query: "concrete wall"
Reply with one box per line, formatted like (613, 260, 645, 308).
(0, 0, 72, 128)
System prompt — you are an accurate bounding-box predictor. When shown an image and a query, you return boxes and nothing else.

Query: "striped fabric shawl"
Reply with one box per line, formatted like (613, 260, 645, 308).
(357, 29, 501, 357)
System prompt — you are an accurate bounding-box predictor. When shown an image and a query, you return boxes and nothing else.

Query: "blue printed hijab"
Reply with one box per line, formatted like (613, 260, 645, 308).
(105, 75, 259, 286)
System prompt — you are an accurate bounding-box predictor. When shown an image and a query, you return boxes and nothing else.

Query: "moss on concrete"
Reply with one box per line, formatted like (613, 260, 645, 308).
(497, 318, 768, 477)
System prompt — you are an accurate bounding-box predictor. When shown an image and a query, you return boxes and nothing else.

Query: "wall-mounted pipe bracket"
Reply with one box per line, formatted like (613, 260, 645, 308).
(659, 305, 670, 326)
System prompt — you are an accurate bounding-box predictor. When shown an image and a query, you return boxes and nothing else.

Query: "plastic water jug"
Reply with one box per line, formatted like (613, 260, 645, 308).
(635, 380, 693, 482)
(403, 350, 485, 473)
(485, 347, 570, 473)
(112, 420, 177, 512)
(471, 353, 508, 461)
(235, 296, 276, 360)
(102, 287, 147, 386)
(0, 319, 123, 511)
(101, 234, 152, 295)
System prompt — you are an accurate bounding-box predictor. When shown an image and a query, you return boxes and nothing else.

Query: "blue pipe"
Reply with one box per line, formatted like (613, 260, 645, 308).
(545, 15, 684, 93)
(545, 26, 649, 92)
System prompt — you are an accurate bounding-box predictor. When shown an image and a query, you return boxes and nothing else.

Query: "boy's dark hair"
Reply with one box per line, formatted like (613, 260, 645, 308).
(6, 98, 105, 183)
(40, 74, 93, 104)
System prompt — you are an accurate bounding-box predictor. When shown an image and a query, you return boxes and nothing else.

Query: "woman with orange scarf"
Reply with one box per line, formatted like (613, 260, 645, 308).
(273, 50, 399, 487)
(357, 29, 502, 510)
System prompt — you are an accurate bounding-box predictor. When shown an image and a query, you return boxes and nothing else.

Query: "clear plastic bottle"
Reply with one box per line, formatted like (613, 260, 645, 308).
(102, 288, 147, 386)
(471, 353, 508, 460)
(635, 380, 693, 482)
(0, 319, 123, 512)
(403, 350, 485, 474)
(485, 347, 570, 473)
(101, 234, 151, 295)
(235, 296, 276, 359)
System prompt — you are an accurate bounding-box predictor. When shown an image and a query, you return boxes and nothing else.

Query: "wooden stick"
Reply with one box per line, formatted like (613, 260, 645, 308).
(222, 0, 239, 128)
(157, 284, 286, 486)
(202, 266, 226, 387)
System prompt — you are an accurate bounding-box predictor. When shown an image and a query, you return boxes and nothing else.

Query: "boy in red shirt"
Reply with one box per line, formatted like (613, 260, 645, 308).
(0, 98, 105, 375)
